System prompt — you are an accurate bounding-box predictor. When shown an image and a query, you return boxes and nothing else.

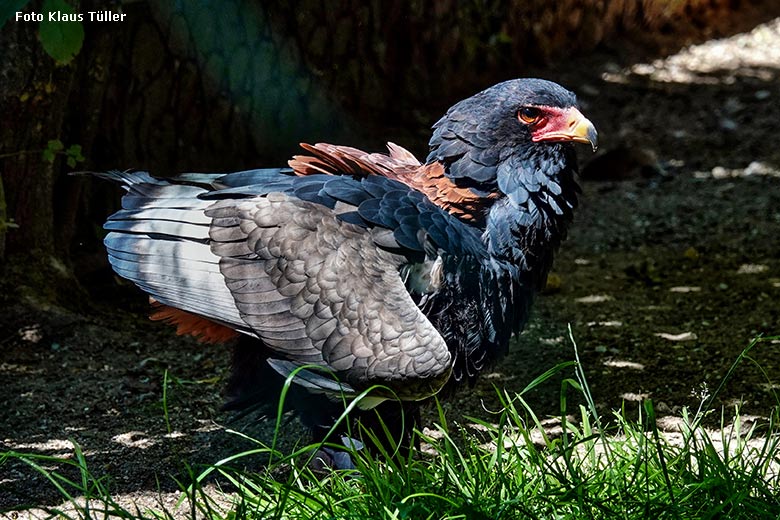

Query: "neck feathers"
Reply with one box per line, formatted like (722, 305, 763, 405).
(484, 144, 579, 288)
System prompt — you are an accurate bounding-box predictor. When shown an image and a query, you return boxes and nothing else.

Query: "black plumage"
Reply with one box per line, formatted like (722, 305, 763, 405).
(97, 78, 597, 456)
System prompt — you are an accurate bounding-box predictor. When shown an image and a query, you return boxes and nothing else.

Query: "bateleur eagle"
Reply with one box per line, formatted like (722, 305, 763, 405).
(98, 78, 597, 446)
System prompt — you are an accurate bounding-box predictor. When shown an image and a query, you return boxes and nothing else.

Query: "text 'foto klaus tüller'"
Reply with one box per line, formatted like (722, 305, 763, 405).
(15, 11, 127, 22)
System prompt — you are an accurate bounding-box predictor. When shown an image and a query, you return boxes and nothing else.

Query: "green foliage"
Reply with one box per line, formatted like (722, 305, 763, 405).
(39, 0, 84, 65)
(2, 336, 780, 518)
(65, 143, 85, 167)
(42, 139, 85, 167)
(42, 138, 63, 162)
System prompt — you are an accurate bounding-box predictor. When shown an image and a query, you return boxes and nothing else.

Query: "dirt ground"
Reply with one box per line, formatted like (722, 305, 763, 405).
(2, 17, 780, 516)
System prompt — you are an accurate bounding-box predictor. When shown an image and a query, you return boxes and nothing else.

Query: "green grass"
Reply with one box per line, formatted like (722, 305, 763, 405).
(3, 335, 780, 519)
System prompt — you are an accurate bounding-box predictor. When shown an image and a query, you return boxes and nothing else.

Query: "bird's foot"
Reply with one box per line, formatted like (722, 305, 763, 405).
(310, 436, 364, 472)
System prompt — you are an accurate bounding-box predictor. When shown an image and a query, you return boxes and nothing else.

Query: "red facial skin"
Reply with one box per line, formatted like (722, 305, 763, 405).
(523, 106, 598, 151)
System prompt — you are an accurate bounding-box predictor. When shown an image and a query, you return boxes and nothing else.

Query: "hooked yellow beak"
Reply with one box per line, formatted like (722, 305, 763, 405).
(566, 110, 598, 152)
(533, 107, 598, 152)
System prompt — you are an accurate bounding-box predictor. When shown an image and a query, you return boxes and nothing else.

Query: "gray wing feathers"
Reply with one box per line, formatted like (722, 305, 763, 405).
(206, 194, 452, 398)
(104, 175, 452, 400)
(108, 208, 212, 224)
(104, 188, 250, 332)
(104, 219, 210, 241)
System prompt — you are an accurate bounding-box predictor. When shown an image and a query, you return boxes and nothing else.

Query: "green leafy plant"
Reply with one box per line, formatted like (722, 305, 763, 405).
(39, 0, 84, 65)
(42, 139, 85, 167)
(1, 0, 84, 64)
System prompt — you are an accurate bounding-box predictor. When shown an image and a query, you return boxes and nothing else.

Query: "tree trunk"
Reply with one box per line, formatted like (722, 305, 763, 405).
(0, 1, 77, 262)
(0, 174, 7, 260)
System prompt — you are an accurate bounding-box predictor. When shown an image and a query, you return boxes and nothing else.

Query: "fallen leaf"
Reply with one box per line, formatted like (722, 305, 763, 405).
(587, 321, 623, 327)
(576, 294, 613, 303)
(737, 264, 768, 274)
(655, 332, 698, 341)
(683, 247, 700, 260)
(620, 392, 650, 401)
(543, 273, 562, 293)
(19, 325, 43, 343)
(669, 286, 701, 293)
(603, 360, 645, 370)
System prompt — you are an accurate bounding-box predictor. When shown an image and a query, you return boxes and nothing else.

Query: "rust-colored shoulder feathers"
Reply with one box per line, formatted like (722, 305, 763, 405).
(290, 142, 495, 223)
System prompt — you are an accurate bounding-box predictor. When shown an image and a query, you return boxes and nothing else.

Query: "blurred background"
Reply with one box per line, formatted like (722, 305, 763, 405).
(2, 0, 780, 509)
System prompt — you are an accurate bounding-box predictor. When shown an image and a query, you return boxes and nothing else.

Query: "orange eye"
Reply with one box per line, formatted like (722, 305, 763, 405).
(518, 106, 542, 124)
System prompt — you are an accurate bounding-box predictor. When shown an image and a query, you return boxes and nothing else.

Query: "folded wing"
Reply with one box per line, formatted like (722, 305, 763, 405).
(101, 169, 486, 403)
